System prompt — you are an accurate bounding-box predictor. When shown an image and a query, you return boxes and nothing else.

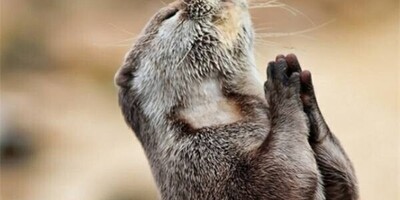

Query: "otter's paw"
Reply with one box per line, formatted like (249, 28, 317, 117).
(264, 54, 303, 108)
(300, 70, 329, 142)
(300, 70, 318, 110)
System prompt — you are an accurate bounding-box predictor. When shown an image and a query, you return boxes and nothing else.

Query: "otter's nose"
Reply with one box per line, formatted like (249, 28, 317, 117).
(184, 0, 243, 19)
(185, 0, 215, 19)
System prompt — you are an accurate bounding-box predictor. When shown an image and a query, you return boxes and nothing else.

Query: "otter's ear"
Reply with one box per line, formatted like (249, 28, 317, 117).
(114, 64, 135, 89)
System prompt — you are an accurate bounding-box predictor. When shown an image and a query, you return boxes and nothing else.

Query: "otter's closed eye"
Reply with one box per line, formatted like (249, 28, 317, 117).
(162, 8, 179, 21)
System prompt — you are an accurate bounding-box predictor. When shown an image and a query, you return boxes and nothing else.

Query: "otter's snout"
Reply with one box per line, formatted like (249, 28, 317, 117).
(183, 0, 247, 19)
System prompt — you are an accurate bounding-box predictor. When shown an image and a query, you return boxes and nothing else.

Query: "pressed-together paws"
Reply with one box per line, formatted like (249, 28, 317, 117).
(264, 54, 303, 109)
(279, 54, 328, 142)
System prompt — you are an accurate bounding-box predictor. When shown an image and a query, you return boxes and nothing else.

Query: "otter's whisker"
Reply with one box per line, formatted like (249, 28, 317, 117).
(249, 0, 316, 26)
(254, 39, 282, 47)
(176, 44, 194, 68)
(256, 20, 335, 38)
(92, 43, 133, 48)
(159, 0, 168, 6)
(108, 23, 136, 36)
(254, 27, 275, 32)
(279, 4, 316, 26)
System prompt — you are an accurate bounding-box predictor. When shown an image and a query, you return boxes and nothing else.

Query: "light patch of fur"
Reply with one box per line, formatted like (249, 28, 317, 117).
(215, 4, 244, 49)
(180, 79, 243, 129)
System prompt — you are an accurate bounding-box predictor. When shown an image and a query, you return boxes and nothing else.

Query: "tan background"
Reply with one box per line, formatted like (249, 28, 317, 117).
(1, 0, 399, 199)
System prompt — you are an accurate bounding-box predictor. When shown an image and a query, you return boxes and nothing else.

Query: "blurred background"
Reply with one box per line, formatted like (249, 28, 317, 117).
(1, 0, 399, 199)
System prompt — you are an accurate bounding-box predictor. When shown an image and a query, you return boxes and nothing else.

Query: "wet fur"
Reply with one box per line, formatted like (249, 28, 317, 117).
(115, 0, 358, 199)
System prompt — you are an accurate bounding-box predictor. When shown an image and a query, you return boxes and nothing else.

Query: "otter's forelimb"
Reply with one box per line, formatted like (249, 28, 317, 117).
(252, 57, 325, 199)
(300, 70, 359, 200)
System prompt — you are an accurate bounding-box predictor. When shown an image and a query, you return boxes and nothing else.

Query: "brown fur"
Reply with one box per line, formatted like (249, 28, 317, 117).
(115, 0, 358, 199)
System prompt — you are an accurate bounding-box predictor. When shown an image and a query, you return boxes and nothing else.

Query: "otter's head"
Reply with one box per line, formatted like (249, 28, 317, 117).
(116, 0, 255, 86)
(115, 0, 256, 124)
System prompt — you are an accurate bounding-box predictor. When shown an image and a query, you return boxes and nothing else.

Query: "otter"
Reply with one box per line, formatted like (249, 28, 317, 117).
(115, 0, 358, 199)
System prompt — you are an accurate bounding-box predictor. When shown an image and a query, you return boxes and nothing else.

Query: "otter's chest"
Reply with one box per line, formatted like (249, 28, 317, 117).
(179, 80, 244, 129)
